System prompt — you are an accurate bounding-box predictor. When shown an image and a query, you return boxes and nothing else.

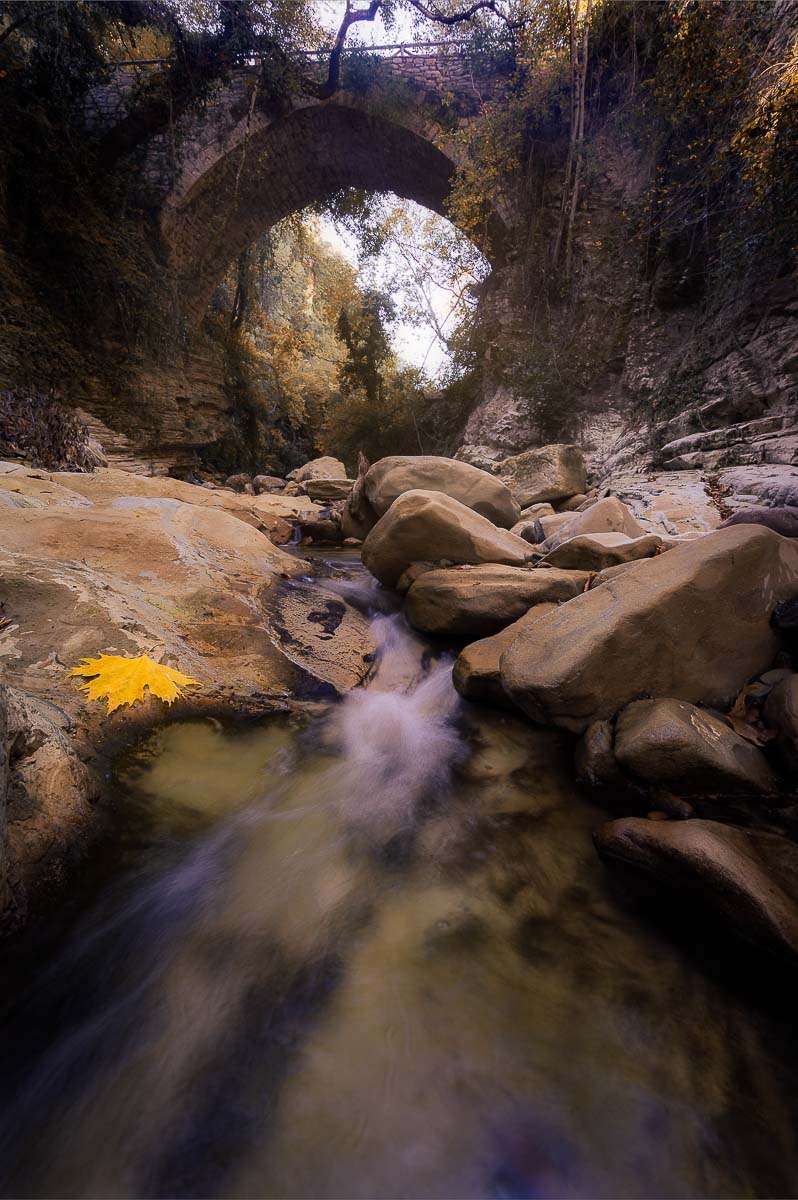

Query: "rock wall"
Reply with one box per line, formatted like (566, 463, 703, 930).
(457, 3, 798, 481)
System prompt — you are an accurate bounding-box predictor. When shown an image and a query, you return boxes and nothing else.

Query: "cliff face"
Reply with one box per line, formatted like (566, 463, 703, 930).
(458, 1, 798, 479)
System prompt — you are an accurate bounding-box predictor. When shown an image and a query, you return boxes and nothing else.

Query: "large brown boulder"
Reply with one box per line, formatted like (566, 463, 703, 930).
(364, 455, 519, 528)
(542, 497, 649, 552)
(594, 817, 798, 963)
(496, 444, 587, 507)
(404, 564, 587, 637)
(501, 525, 798, 732)
(303, 478, 355, 502)
(614, 699, 779, 795)
(361, 490, 534, 589)
(287, 456, 348, 483)
(452, 604, 557, 706)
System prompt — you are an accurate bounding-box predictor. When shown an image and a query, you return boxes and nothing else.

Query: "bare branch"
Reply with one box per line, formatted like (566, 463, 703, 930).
(312, 0, 382, 100)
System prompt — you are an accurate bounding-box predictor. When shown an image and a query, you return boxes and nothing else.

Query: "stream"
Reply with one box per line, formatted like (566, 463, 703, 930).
(1, 553, 798, 1199)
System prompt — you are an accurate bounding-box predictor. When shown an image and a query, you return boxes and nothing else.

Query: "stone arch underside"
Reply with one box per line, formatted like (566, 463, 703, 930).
(161, 103, 502, 323)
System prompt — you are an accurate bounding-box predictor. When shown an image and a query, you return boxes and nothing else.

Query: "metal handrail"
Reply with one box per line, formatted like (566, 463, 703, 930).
(107, 40, 469, 68)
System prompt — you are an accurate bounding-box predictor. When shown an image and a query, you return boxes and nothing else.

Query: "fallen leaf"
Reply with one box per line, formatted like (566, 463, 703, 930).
(70, 653, 198, 713)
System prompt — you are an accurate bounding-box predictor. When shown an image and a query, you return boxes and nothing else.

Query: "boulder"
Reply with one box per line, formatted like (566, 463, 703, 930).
(361, 490, 535, 589)
(764, 674, 798, 742)
(542, 497, 649, 552)
(574, 720, 622, 787)
(721, 507, 798, 538)
(395, 562, 436, 595)
(501, 525, 798, 732)
(224, 473, 252, 493)
(363, 455, 519, 528)
(404, 564, 588, 637)
(538, 513, 574, 540)
(557, 493, 588, 512)
(287, 456, 348, 483)
(614, 699, 779, 795)
(510, 517, 545, 544)
(304, 478, 355, 502)
(541, 532, 663, 572)
(496, 444, 587, 507)
(253, 474, 286, 494)
(588, 560, 650, 590)
(519, 502, 555, 521)
(594, 818, 798, 963)
(452, 604, 557, 706)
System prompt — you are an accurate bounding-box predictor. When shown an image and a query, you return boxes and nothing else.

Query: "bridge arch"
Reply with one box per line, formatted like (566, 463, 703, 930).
(152, 68, 506, 322)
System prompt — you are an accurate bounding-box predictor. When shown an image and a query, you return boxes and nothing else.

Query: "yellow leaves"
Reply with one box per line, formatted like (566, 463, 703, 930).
(70, 654, 198, 713)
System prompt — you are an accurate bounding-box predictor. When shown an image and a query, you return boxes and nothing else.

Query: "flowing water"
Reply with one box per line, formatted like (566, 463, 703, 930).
(1, 554, 798, 1199)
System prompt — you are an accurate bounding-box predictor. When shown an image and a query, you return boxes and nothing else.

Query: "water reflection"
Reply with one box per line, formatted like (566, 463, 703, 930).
(0, 561, 797, 1198)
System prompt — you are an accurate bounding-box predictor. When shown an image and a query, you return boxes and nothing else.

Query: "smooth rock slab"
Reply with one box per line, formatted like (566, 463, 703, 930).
(364, 455, 519, 528)
(501, 525, 798, 733)
(615, 699, 779, 795)
(497, 443, 587, 507)
(362, 490, 534, 589)
(595, 817, 798, 963)
(405, 564, 587, 637)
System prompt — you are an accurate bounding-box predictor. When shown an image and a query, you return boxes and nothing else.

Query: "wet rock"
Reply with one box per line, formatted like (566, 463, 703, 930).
(721, 507, 798, 538)
(405, 564, 587, 637)
(452, 604, 557, 706)
(2, 684, 101, 927)
(304, 478, 355, 502)
(501, 526, 798, 732)
(541, 532, 663, 572)
(224, 472, 252, 492)
(363, 455, 519, 528)
(764, 674, 798, 742)
(574, 720, 622, 787)
(253, 474, 286, 494)
(594, 817, 798, 963)
(265, 580, 376, 697)
(615, 699, 779, 796)
(287, 456, 348, 483)
(361, 490, 535, 589)
(496, 444, 587, 507)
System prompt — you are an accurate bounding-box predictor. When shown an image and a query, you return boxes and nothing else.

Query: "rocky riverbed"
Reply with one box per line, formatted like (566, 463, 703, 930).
(1, 445, 797, 975)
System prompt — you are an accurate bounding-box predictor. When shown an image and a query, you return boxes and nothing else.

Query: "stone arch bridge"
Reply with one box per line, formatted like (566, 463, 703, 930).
(96, 44, 508, 322)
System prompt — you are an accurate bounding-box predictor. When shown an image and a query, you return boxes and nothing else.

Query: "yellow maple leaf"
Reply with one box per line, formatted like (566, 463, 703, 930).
(70, 653, 198, 713)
